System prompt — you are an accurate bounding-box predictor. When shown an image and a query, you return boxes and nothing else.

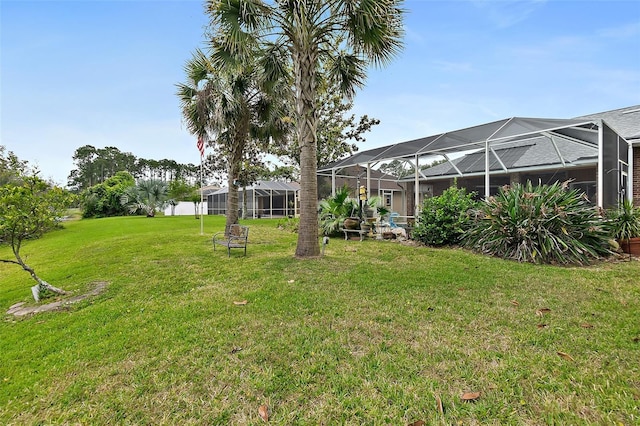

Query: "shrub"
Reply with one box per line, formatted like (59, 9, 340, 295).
(413, 186, 478, 246)
(464, 181, 611, 265)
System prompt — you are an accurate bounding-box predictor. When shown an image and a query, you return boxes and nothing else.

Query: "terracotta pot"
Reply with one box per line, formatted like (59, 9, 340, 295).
(343, 217, 360, 230)
(619, 237, 640, 256)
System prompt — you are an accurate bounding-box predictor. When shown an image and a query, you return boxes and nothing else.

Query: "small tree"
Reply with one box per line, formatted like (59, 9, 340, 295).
(0, 176, 73, 301)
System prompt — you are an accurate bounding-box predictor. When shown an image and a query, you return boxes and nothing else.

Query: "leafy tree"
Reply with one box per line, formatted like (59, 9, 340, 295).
(120, 179, 169, 217)
(207, 0, 404, 257)
(69, 145, 208, 191)
(272, 78, 381, 168)
(378, 159, 412, 178)
(1, 145, 29, 186)
(81, 171, 135, 218)
(68, 145, 138, 191)
(0, 175, 73, 301)
(167, 179, 199, 216)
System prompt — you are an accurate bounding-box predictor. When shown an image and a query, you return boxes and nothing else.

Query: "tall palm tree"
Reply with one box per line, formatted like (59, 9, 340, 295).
(177, 48, 287, 235)
(206, 0, 404, 257)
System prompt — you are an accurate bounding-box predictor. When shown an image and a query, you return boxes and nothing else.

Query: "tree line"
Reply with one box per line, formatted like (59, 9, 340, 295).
(67, 145, 203, 192)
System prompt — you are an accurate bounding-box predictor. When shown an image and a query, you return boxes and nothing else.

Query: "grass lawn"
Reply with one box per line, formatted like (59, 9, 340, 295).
(1, 215, 639, 425)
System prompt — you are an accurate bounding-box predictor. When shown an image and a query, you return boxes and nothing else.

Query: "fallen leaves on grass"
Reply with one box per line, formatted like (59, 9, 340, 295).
(580, 323, 594, 329)
(461, 392, 481, 402)
(535, 308, 551, 316)
(557, 351, 575, 362)
(537, 324, 548, 329)
(435, 394, 444, 414)
(258, 404, 269, 422)
(408, 421, 425, 426)
(510, 300, 520, 306)
(233, 300, 248, 306)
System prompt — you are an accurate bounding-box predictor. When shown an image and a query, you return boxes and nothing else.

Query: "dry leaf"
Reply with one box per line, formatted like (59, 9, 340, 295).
(535, 307, 552, 316)
(258, 404, 269, 422)
(408, 421, 425, 426)
(233, 300, 248, 306)
(537, 323, 548, 329)
(580, 323, 594, 328)
(461, 391, 481, 401)
(230, 347, 242, 354)
(435, 395, 444, 414)
(557, 351, 575, 362)
(510, 300, 519, 306)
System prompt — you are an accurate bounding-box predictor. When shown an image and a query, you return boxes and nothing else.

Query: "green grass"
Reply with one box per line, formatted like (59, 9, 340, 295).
(1, 215, 639, 425)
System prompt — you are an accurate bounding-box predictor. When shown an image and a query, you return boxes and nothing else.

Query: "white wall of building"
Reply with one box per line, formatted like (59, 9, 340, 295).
(163, 201, 201, 216)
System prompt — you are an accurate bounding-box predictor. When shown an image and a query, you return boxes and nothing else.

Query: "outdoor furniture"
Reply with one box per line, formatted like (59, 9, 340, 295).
(213, 224, 249, 257)
(340, 228, 368, 241)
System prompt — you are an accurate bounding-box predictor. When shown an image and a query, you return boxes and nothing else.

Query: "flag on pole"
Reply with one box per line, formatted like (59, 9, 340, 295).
(197, 137, 205, 157)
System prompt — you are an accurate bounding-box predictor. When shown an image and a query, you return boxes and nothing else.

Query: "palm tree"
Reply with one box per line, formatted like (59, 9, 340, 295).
(206, 0, 404, 257)
(177, 48, 287, 235)
(120, 179, 169, 217)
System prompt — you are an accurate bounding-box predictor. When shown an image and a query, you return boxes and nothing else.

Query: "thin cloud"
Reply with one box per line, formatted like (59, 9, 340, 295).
(470, 0, 548, 29)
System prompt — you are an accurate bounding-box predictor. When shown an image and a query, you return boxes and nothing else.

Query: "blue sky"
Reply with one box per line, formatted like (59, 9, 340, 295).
(1, 0, 639, 185)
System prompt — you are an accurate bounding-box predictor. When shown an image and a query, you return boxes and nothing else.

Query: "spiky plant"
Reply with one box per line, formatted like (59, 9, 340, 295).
(464, 181, 611, 265)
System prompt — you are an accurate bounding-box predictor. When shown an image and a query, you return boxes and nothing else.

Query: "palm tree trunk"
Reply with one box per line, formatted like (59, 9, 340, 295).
(294, 47, 321, 257)
(225, 117, 248, 236)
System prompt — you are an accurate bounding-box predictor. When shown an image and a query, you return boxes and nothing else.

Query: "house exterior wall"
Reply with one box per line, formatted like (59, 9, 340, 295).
(634, 146, 640, 206)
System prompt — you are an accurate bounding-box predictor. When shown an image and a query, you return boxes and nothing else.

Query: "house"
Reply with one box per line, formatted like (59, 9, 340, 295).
(318, 105, 640, 216)
(207, 180, 300, 218)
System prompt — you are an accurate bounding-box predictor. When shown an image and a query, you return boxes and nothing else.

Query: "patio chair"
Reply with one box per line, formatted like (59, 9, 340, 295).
(213, 224, 249, 257)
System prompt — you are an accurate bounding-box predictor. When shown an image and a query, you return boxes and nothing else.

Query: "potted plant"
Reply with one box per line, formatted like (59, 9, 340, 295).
(607, 199, 640, 255)
(319, 185, 359, 235)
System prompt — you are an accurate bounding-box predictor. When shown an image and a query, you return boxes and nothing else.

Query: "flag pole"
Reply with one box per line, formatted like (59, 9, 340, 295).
(200, 155, 204, 235)
(197, 136, 205, 236)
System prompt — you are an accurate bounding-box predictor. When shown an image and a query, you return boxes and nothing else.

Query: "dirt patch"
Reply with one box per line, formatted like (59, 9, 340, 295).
(6, 281, 109, 317)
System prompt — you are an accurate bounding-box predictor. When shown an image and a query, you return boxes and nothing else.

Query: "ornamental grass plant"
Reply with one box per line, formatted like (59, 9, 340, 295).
(464, 181, 611, 265)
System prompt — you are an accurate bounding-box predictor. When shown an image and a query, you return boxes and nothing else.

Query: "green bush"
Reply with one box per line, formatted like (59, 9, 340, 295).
(413, 186, 478, 246)
(464, 181, 611, 265)
(81, 171, 135, 218)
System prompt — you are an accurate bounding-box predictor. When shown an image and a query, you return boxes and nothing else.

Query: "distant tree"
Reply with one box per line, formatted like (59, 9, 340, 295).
(0, 175, 73, 301)
(81, 171, 135, 218)
(271, 79, 380, 168)
(120, 179, 169, 217)
(378, 159, 412, 178)
(189, 192, 203, 219)
(68, 145, 137, 192)
(167, 179, 198, 216)
(0, 145, 28, 186)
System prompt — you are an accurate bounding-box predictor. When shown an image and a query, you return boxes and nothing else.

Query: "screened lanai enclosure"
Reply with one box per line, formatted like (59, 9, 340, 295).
(208, 181, 300, 218)
(318, 116, 632, 217)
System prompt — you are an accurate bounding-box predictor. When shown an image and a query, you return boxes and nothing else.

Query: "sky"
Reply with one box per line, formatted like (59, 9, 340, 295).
(1, 0, 639, 186)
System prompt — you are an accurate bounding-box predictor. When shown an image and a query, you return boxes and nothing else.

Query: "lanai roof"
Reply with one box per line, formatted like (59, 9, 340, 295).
(318, 116, 602, 173)
(212, 180, 300, 197)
